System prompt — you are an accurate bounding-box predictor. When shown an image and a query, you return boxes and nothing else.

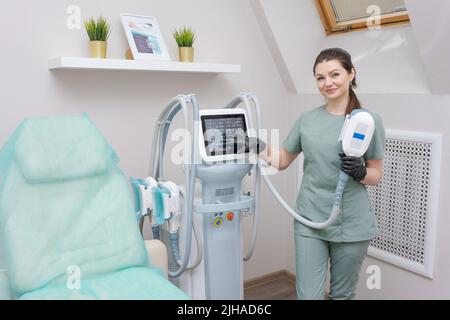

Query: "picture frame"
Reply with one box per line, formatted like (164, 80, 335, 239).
(120, 13, 171, 61)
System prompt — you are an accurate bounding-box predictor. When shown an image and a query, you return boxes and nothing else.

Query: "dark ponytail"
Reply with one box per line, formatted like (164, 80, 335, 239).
(348, 85, 361, 115)
(313, 48, 361, 115)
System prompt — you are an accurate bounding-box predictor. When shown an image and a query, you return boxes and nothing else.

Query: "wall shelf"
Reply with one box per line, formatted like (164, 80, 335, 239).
(48, 57, 241, 74)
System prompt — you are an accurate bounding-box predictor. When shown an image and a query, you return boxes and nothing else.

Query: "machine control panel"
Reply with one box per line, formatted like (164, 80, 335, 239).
(212, 212, 235, 227)
(199, 109, 250, 162)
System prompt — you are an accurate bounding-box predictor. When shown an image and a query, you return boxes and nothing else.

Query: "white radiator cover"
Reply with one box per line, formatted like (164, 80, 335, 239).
(367, 129, 442, 279)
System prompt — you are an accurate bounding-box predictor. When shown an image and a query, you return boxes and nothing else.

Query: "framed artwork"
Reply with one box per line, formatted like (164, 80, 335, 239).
(120, 13, 171, 61)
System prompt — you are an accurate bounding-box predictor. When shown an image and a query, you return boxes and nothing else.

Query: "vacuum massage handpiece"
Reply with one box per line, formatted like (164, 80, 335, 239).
(339, 110, 375, 157)
(328, 109, 375, 226)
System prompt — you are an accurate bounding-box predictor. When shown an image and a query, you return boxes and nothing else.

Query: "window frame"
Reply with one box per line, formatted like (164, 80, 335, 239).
(315, 0, 410, 35)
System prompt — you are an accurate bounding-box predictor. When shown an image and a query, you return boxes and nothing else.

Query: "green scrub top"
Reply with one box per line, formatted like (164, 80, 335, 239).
(283, 105, 386, 242)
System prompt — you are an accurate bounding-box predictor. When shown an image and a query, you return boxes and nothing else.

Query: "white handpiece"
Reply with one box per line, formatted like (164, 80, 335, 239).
(140, 177, 157, 217)
(161, 181, 183, 232)
(339, 111, 375, 157)
(138, 186, 153, 218)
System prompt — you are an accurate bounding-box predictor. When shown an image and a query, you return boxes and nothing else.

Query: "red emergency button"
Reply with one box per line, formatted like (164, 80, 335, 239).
(226, 212, 234, 221)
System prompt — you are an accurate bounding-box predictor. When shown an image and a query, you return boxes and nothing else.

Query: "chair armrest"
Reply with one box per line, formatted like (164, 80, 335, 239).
(0, 270, 12, 300)
(144, 240, 168, 278)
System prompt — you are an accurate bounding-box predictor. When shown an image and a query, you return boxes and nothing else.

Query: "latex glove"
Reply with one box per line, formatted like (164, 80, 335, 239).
(236, 137, 266, 154)
(339, 152, 367, 182)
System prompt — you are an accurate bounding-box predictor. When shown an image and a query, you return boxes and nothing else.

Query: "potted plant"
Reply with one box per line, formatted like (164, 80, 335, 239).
(84, 16, 111, 59)
(173, 26, 196, 62)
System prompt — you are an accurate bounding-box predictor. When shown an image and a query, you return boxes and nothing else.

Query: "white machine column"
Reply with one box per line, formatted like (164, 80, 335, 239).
(196, 163, 252, 300)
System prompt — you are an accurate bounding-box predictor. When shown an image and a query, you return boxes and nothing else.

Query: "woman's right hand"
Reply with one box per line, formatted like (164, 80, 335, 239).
(260, 147, 299, 171)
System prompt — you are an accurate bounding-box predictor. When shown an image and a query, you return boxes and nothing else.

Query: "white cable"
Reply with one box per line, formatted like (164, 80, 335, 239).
(261, 166, 341, 229)
(150, 96, 180, 178)
(150, 95, 197, 279)
(224, 93, 260, 261)
(241, 93, 260, 261)
(248, 92, 342, 229)
(177, 186, 203, 270)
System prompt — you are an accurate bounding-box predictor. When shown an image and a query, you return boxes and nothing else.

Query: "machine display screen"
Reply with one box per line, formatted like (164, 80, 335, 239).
(201, 114, 249, 156)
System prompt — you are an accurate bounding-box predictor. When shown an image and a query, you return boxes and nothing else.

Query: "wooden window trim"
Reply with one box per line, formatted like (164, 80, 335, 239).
(315, 0, 410, 35)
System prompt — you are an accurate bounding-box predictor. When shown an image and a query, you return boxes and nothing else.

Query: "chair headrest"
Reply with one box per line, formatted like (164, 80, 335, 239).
(14, 114, 118, 183)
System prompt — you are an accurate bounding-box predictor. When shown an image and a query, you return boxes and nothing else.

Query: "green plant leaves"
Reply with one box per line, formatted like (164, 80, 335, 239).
(172, 26, 196, 47)
(84, 16, 111, 41)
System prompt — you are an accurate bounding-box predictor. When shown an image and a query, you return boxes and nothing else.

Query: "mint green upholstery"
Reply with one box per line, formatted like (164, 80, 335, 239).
(0, 115, 188, 300)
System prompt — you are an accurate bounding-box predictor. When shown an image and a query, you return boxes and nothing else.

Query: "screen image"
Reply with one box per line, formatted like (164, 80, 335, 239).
(129, 21, 163, 54)
(201, 114, 249, 157)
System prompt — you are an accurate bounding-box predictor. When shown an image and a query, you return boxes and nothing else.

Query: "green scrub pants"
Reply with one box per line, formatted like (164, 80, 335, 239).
(294, 235, 370, 300)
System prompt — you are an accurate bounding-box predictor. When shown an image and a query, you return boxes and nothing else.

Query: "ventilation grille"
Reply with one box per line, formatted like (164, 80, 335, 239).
(367, 130, 442, 278)
(216, 187, 234, 197)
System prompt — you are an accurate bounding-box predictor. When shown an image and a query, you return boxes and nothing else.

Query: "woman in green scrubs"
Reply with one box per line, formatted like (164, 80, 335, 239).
(260, 48, 386, 300)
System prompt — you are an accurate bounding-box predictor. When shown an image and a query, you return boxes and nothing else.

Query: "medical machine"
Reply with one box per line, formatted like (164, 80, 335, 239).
(131, 93, 375, 299)
(131, 94, 259, 300)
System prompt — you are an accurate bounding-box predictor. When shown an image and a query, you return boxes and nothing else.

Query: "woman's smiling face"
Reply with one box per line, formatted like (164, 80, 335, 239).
(314, 59, 355, 101)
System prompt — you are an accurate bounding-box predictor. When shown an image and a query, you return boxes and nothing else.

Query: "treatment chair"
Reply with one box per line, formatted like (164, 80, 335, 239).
(0, 115, 188, 300)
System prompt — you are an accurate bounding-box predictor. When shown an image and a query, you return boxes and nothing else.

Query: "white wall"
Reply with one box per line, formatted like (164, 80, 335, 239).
(254, 0, 430, 95)
(0, 0, 292, 281)
(354, 94, 450, 299)
(251, 0, 325, 94)
(405, 0, 450, 94)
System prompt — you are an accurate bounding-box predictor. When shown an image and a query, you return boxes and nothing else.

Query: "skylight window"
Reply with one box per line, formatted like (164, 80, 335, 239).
(315, 0, 410, 34)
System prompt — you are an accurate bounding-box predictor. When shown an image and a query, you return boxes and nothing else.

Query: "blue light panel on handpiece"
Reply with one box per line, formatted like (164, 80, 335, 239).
(353, 132, 365, 141)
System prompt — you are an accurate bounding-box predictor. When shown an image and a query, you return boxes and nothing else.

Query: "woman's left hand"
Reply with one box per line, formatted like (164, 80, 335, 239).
(338, 152, 367, 182)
